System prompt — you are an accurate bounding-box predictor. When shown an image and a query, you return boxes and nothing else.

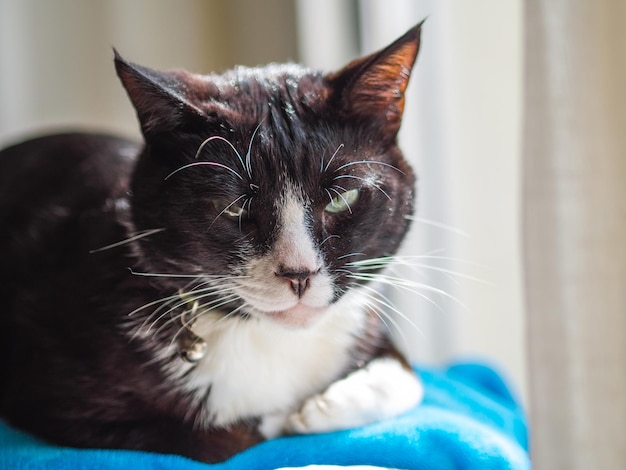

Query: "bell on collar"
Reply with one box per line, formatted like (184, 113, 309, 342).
(177, 296, 208, 363)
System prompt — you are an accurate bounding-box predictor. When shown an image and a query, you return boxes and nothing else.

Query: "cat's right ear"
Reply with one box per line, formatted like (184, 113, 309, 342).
(114, 50, 206, 138)
(328, 22, 423, 139)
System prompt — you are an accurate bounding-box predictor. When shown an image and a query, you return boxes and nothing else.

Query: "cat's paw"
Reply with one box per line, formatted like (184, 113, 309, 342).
(286, 357, 423, 434)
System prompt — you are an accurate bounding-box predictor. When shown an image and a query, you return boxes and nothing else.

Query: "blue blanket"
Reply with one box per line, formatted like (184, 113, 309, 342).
(0, 363, 530, 470)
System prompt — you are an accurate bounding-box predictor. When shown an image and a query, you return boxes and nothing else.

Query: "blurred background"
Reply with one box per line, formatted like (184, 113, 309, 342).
(0, 0, 526, 402)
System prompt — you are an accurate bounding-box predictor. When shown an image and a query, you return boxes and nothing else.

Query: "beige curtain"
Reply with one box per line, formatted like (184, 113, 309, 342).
(0, 0, 297, 145)
(523, 0, 626, 468)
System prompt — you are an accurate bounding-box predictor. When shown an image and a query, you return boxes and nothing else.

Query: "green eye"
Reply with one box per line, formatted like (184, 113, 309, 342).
(213, 200, 247, 220)
(324, 188, 360, 214)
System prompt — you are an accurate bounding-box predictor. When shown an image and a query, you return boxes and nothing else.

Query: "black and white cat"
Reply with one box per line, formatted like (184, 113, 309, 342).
(0, 23, 423, 463)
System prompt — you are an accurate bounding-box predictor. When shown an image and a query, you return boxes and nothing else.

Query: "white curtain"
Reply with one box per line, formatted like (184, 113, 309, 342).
(524, 0, 626, 468)
(0, 0, 297, 145)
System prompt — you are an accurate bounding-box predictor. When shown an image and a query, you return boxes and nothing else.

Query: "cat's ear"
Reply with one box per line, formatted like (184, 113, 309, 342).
(329, 22, 423, 137)
(114, 50, 206, 138)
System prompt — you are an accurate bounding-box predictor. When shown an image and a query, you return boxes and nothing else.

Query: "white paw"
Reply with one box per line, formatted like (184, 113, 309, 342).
(287, 357, 423, 434)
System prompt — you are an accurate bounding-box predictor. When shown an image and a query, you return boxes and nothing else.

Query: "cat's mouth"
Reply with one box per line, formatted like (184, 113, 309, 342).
(260, 303, 329, 328)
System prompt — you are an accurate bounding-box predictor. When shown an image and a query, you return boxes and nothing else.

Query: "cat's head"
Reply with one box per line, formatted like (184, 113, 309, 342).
(116, 23, 422, 328)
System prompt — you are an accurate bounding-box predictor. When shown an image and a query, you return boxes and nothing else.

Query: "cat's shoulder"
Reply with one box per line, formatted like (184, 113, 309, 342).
(0, 132, 140, 204)
(0, 131, 139, 170)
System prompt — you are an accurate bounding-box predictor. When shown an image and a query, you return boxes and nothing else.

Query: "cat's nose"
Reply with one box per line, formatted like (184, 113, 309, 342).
(276, 267, 318, 298)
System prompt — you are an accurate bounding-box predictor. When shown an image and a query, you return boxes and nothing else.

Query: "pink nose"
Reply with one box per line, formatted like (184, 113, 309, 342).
(276, 268, 318, 298)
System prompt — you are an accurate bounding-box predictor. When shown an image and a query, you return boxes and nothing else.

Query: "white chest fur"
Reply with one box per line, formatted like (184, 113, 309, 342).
(178, 293, 368, 429)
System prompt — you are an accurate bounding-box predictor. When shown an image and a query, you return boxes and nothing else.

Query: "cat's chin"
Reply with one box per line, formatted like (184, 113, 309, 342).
(261, 304, 329, 329)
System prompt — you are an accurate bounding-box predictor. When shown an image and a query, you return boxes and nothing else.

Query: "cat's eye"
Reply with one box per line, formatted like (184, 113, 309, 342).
(324, 188, 360, 214)
(213, 200, 247, 220)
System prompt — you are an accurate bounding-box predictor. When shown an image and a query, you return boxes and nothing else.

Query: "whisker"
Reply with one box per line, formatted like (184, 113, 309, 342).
(328, 187, 353, 214)
(323, 188, 334, 206)
(390, 262, 492, 285)
(336, 252, 365, 261)
(320, 234, 340, 247)
(347, 273, 454, 311)
(346, 258, 394, 271)
(238, 197, 252, 230)
(128, 269, 249, 280)
(333, 175, 391, 200)
(396, 254, 492, 270)
(246, 120, 265, 178)
(89, 228, 166, 254)
(128, 292, 188, 318)
(152, 288, 241, 338)
(323, 143, 344, 173)
(357, 284, 422, 336)
(332, 268, 353, 278)
(334, 160, 405, 175)
(165, 161, 244, 182)
(140, 284, 230, 335)
(165, 293, 241, 344)
(330, 184, 347, 193)
(144, 297, 193, 336)
(194, 135, 246, 175)
(208, 194, 248, 230)
(128, 275, 245, 321)
(359, 294, 412, 349)
(405, 216, 470, 238)
(348, 255, 492, 284)
(211, 303, 249, 328)
(195, 294, 240, 316)
(361, 294, 400, 334)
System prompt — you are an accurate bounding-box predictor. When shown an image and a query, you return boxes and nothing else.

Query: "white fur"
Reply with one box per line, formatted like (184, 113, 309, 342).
(234, 186, 334, 327)
(287, 357, 423, 434)
(273, 185, 320, 271)
(183, 291, 369, 430)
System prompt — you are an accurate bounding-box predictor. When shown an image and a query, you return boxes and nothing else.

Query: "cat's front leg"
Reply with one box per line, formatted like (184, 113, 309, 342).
(286, 357, 423, 434)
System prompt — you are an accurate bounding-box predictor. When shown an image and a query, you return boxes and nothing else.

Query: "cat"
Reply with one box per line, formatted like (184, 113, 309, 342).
(0, 23, 423, 463)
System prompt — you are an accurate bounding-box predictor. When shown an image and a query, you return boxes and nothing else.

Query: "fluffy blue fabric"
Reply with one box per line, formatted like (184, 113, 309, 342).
(0, 363, 530, 470)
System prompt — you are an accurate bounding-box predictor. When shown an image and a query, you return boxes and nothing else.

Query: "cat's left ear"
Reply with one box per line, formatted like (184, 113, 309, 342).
(329, 21, 423, 137)
(114, 50, 206, 138)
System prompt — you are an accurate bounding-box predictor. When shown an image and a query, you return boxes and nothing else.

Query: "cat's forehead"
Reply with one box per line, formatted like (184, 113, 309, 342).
(193, 66, 338, 168)
(176, 63, 397, 188)
(204, 64, 327, 120)
(219, 63, 321, 93)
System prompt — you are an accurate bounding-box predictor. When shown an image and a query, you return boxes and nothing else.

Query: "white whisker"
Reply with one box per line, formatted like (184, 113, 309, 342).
(208, 194, 248, 230)
(323, 188, 334, 206)
(166, 293, 241, 345)
(333, 174, 391, 200)
(194, 135, 246, 175)
(212, 303, 249, 328)
(89, 228, 166, 254)
(246, 120, 265, 178)
(357, 284, 423, 337)
(348, 272, 458, 311)
(405, 216, 470, 238)
(348, 255, 492, 284)
(128, 269, 249, 280)
(323, 143, 344, 173)
(334, 160, 405, 175)
(128, 292, 187, 318)
(328, 187, 353, 214)
(361, 296, 411, 350)
(336, 252, 365, 261)
(165, 161, 244, 182)
(150, 287, 241, 338)
(320, 234, 340, 247)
